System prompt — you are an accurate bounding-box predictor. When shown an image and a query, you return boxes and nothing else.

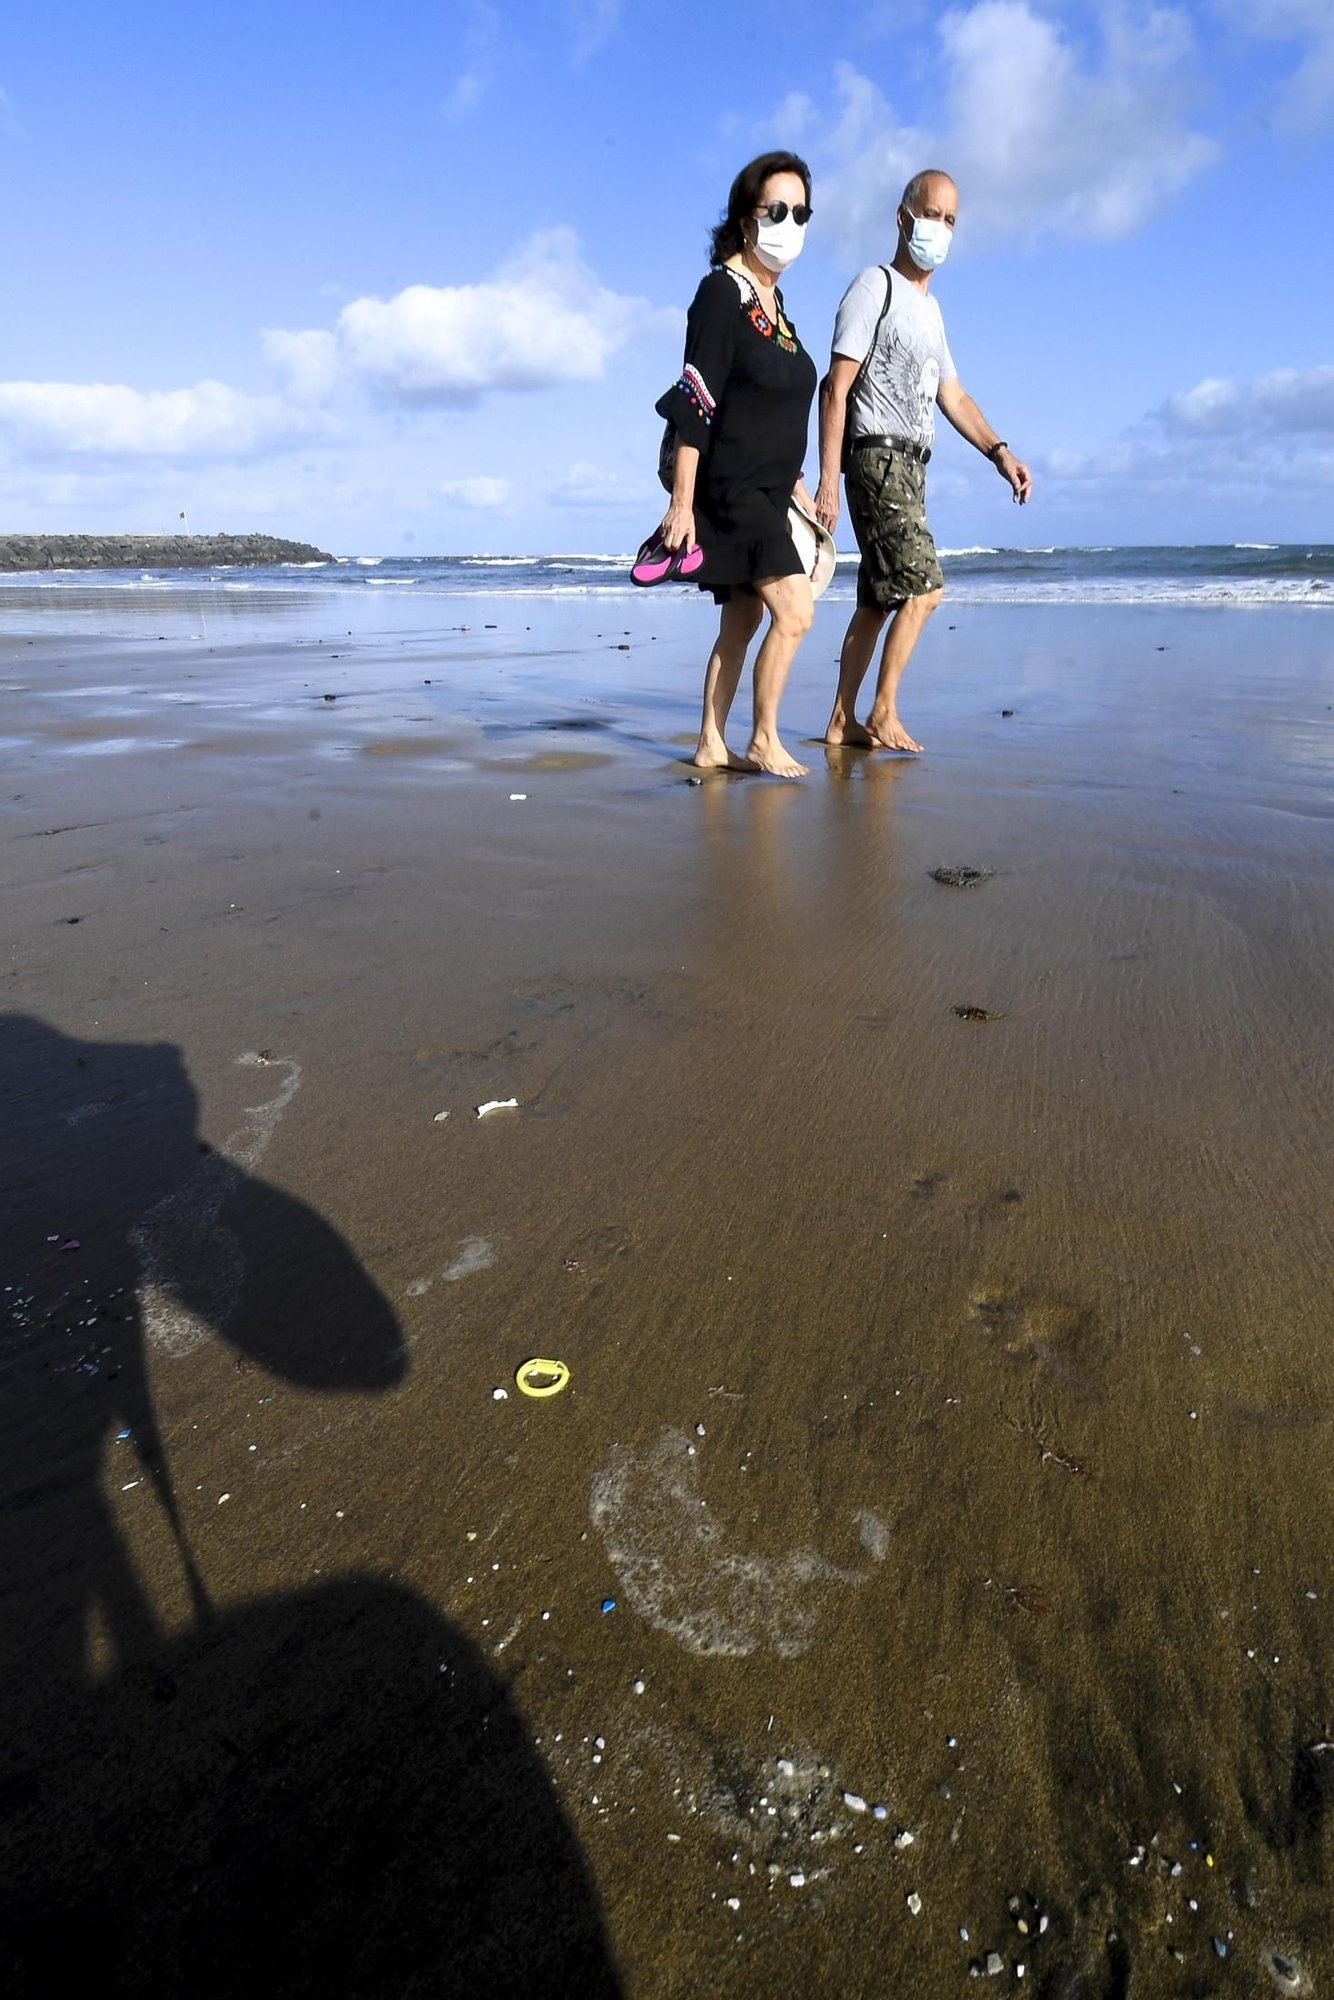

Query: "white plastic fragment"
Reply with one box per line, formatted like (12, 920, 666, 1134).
(843, 1792, 867, 1813)
(906, 1892, 922, 1916)
(433, 1110, 451, 1122)
(789, 1871, 806, 1888)
(492, 1387, 508, 1400)
(894, 1830, 915, 1849)
(509, 793, 527, 801)
(476, 1098, 519, 1118)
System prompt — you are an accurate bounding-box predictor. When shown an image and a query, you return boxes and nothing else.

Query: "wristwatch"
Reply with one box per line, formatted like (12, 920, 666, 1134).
(987, 440, 1009, 462)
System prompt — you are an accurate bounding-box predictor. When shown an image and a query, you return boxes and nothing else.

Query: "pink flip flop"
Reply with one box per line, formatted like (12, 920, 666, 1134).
(631, 535, 705, 587)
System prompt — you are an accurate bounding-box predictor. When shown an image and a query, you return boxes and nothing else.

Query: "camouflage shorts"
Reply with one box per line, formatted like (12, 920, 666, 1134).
(844, 444, 944, 609)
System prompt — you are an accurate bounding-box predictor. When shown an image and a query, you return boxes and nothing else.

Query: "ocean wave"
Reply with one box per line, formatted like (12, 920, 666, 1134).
(353, 556, 382, 566)
(942, 579, 1330, 607)
(1234, 542, 1278, 550)
(938, 546, 1000, 557)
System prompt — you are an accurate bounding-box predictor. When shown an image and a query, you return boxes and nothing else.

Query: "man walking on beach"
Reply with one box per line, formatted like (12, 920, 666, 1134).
(814, 171, 1031, 752)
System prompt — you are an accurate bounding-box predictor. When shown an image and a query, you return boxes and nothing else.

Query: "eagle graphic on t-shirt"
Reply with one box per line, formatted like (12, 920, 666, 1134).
(872, 325, 941, 441)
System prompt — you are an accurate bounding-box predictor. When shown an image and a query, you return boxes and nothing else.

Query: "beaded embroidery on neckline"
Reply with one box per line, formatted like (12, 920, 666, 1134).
(720, 265, 799, 354)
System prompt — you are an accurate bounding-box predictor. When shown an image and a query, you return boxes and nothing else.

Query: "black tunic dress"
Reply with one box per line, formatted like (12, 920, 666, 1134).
(656, 267, 818, 599)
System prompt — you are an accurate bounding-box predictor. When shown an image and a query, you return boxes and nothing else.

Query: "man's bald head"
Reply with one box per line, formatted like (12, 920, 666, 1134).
(901, 171, 958, 224)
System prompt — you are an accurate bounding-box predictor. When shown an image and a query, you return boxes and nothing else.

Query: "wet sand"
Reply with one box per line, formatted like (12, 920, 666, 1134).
(3, 595, 1334, 1995)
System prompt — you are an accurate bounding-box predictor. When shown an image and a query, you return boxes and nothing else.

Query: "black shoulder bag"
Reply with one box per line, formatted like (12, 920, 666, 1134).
(840, 265, 893, 471)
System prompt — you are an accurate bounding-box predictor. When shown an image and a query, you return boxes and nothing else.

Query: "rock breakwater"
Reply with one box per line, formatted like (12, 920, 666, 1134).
(0, 533, 333, 572)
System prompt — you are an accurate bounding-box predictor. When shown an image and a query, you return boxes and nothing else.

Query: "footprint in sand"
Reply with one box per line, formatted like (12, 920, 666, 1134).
(589, 1427, 889, 1658)
(404, 1237, 496, 1298)
(135, 1053, 302, 1358)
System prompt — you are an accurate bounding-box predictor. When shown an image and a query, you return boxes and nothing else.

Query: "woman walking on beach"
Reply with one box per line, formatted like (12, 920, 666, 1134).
(657, 153, 819, 778)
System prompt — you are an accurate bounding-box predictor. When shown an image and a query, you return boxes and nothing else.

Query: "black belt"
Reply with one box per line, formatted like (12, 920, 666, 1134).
(850, 432, 931, 465)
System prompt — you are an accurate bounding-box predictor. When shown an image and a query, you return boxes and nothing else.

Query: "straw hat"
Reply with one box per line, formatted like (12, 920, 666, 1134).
(786, 500, 838, 600)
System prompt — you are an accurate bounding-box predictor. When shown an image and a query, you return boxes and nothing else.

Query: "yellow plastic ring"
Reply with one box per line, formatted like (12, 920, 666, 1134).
(515, 1357, 571, 1399)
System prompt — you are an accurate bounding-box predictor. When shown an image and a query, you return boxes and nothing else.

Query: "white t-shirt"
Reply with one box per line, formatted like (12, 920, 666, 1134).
(832, 266, 957, 449)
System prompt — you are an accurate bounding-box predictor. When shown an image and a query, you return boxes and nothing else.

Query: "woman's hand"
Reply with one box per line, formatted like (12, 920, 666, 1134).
(660, 498, 696, 552)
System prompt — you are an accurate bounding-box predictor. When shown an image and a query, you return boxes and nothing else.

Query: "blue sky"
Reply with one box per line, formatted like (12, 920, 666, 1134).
(3, 0, 1332, 554)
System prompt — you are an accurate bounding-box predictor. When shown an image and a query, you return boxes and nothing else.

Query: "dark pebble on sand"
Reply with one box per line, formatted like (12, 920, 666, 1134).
(930, 866, 994, 888)
(322, 694, 336, 702)
(1001, 708, 1014, 717)
(952, 1004, 1000, 1021)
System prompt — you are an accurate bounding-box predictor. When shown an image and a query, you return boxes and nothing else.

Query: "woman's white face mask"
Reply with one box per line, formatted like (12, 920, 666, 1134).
(752, 210, 806, 273)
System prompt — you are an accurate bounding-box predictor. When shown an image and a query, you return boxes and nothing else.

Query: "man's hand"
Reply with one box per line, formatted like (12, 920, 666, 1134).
(994, 449, 1032, 506)
(813, 479, 840, 535)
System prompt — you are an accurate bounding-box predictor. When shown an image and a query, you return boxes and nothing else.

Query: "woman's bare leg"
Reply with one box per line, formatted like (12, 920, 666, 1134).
(694, 592, 765, 769)
(745, 572, 814, 777)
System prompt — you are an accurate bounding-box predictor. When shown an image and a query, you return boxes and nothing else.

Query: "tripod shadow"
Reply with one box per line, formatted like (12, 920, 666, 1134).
(0, 1015, 620, 1997)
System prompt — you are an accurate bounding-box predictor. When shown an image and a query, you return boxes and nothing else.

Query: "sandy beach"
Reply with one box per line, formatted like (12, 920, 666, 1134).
(3, 585, 1333, 1995)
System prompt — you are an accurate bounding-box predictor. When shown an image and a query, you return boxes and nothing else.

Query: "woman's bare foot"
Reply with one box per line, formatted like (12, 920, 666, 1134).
(865, 708, 923, 753)
(744, 731, 809, 777)
(692, 733, 755, 771)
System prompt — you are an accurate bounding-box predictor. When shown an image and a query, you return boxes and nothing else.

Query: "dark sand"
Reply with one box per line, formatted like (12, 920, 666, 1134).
(3, 591, 1334, 1996)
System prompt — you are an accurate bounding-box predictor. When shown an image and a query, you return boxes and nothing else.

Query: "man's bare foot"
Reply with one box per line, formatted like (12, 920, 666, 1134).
(692, 734, 754, 771)
(744, 732, 809, 778)
(823, 714, 877, 747)
(864, 709, 923, 753)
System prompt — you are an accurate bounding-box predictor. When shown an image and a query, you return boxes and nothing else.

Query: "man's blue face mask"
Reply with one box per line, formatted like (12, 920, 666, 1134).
(904, 210, 952, 271)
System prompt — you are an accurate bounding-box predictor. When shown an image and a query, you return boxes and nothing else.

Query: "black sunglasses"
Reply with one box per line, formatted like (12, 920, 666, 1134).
(755, 201, 812, 226)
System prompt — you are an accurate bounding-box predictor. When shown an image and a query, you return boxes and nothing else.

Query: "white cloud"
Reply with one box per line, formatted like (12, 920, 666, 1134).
(1160, 364, 1334, 436)
(439, 475, 511, 508)
(333, 228, 666, 406)
(1216, 0, 1334, 130)
(771, 90, 815, 139)
(0, 379, 314, 459)
(444, 70, 483, 120)
(545, 460, 657, 509)
(0, 231, 669, 485)
(1033, 360, 1334, 510)
(260, 327, 340, 403)
(569, 0, 619, 64)
(808, 3, 1218, 255)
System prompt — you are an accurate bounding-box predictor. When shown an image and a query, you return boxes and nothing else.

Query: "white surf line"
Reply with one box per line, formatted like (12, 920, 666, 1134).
(590, 1427, 889, 1659)
(135, 1053, 302, 1357)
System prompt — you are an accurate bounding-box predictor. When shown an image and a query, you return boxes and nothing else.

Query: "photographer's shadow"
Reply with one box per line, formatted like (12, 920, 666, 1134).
(0, 1015, 620, 1997)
